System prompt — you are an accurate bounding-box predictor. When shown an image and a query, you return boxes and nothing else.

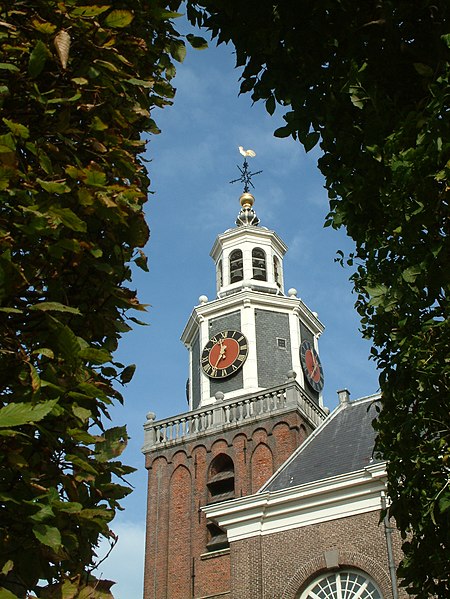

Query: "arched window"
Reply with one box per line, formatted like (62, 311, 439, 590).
(252, 248, 266, 281)
(273, 255, 282, 288)
(229, 249, 243, 283)
(299, 570, 383, 599)
(217, 259, 223, 289)
(206, 454, 235, 551)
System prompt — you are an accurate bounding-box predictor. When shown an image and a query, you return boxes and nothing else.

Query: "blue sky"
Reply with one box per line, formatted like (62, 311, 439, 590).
(95, 21, 380, 599)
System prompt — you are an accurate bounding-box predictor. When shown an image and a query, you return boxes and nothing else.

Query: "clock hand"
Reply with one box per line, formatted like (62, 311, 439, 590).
(214, 345, 227, 368)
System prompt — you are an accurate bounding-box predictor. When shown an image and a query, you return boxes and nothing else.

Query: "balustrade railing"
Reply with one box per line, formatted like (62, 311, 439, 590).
(142, 380, 327, 453)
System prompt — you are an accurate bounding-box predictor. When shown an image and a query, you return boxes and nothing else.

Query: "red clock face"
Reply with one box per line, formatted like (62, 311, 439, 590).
(201, 330, 248, 379)
(300, 340, 324, 392)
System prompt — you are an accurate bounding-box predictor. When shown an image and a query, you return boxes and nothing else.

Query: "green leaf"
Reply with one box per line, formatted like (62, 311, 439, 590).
(36, 178, 71, 194)
(2, 118, 29, 139)
(72, 405, 92, 422)
(265, 96, 276, 116)
(79, 348, 112, 364)
(104, 9, 134, 28)
(402, 266, 422, 284)
(0, 63, 20, 72)
(413, 63, 434, 77)
(170, 40, 186, 63)
(0, 586, 19, 598)
(186, 33, 208, 50)
(85, 168, 106, 186)
(274, 125, 292, 138)
(0, 133, 16, 153)
(32, 524, 61, 551)
(30, 302, 81, 314)
(300, 131, 320, 153)
(1, 560, 14, 576)
(0, 400, 57, 428)
(96, 426, 128, 462)
(120, 364, 136, 384)
(126, 77, 155, 88)
(28, 40, 50, 78)
(71, 5, 111, 17)
(47, 207, 87, 232)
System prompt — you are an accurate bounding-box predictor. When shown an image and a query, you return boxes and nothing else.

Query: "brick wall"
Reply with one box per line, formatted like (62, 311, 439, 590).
(143, 409, 312, 599)
(230, 511, 407, 599)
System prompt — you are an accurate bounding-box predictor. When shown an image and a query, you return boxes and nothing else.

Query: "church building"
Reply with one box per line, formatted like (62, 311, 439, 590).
(142, 154, 406, 599)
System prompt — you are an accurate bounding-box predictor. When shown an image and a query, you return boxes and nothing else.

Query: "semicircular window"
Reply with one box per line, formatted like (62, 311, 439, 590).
(299, 570, 383, 599)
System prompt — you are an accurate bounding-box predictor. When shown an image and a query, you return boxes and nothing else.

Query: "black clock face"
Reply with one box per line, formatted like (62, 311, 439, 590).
(300, 340, 324, 392)
(201, 330, 248, 379)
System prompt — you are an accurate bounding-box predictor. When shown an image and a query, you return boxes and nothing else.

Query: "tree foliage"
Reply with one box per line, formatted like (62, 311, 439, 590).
(0, 1, 190, 596)
(186, 1, 450, 596)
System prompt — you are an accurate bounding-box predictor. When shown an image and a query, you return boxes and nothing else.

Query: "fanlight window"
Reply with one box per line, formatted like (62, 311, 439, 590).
(252, 248, 266, 281)
(299, 570, 382, 599)
(229, 249, 243, 283)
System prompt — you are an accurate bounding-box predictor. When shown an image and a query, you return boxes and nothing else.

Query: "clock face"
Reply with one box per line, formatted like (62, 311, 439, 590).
(201, 330, 248, 379)
(300, 340, 324, 392)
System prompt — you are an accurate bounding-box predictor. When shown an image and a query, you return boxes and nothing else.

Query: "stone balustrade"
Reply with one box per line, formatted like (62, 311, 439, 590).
(142, 378, 328, 453)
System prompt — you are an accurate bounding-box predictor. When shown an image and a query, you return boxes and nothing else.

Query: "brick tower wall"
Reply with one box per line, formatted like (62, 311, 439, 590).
(143, 410, 311, 599)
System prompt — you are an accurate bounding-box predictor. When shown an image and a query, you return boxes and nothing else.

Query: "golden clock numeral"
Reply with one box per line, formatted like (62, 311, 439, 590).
(231, 364, 238, 372)
(237, 354, 246, 362)
(211, 367, 217, 377)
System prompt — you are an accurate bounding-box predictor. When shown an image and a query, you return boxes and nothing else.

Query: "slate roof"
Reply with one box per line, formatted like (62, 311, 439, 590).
(263, 396, 382, 493)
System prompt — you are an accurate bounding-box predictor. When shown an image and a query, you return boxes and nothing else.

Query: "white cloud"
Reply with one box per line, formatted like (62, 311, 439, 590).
(95, 520, 145, 599)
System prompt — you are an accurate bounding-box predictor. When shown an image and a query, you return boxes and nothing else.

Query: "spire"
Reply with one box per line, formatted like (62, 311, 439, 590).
(230, 146, 262, 227)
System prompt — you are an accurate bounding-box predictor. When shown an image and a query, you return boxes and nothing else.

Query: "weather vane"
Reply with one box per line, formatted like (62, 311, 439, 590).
(230, 146, 262, 193)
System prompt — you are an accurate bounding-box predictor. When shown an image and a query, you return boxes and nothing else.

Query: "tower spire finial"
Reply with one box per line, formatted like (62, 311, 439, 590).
(231, 147, 262, 226)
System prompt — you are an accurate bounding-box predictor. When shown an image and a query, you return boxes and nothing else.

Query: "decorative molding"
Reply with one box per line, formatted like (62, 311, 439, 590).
(203, 462, 387, 542)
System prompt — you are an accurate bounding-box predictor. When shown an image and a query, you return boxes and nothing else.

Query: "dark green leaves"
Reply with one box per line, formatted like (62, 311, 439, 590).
(0, 1, 181, 595)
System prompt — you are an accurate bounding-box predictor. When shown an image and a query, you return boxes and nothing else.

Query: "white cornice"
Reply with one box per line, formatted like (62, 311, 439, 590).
(181, 289, 324, 346)
(203, 462, 386, 542)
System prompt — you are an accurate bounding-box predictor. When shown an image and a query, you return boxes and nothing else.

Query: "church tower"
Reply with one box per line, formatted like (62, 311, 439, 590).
(142, 153, 328, 599)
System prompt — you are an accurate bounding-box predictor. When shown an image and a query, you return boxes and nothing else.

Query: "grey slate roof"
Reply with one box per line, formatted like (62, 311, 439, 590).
(263, 396, 382, 493)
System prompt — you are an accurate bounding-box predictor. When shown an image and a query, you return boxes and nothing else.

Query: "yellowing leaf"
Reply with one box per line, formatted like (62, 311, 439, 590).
(104, 9, 134, 28)
(31, 18, 57, 34)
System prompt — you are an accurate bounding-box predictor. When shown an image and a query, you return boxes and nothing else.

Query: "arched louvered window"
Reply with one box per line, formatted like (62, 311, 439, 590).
(229, 249, 243, 283)
(206, 454, 235, 551)
(217, 259, 223, 289)
(299, 570, 383, 599)
(252, 247, 266, 281)
(273, 255, 282, 288)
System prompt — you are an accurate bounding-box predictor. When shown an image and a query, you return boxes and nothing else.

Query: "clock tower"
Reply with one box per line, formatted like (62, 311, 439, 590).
(143, 156, 328, 599)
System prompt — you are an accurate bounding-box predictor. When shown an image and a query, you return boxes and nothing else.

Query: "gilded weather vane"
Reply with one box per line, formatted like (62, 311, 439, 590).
(230, 146, 262, 193)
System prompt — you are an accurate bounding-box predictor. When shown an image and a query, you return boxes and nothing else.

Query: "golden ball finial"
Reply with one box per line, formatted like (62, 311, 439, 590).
(240, 192, 255, 208)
